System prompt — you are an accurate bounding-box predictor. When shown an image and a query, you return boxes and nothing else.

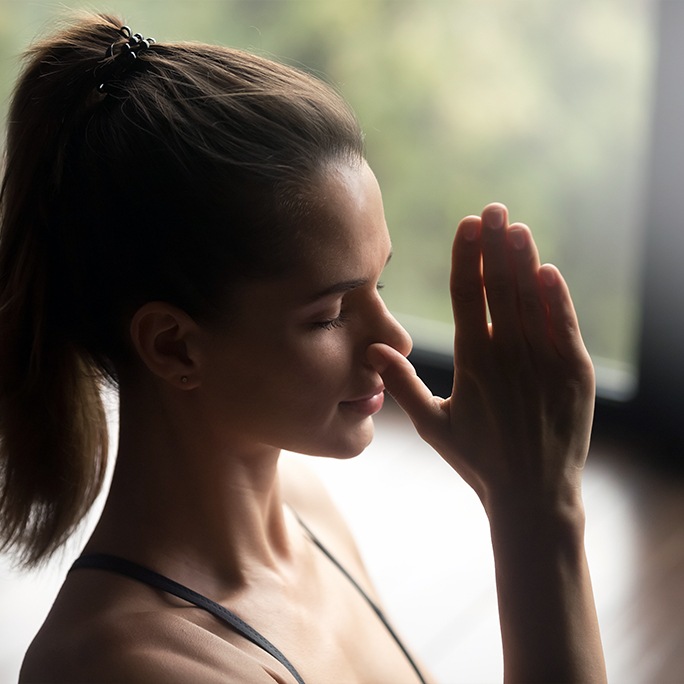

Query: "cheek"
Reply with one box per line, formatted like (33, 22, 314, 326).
(228, 333, 355, 407)
(281, 334, 355, 396)
(202, 333, 373, 456)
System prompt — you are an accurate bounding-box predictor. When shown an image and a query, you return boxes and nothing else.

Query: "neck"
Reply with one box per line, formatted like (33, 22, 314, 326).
(85, 383, 299, 590)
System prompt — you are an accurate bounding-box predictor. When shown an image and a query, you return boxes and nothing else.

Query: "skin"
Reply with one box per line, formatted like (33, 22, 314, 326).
(368, 205, 606, 682)
(20, 161, 606, 683)
(21, 161, 422, 684)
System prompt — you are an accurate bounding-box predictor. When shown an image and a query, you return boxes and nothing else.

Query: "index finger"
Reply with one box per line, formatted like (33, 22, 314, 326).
(450, 215, 489, 358)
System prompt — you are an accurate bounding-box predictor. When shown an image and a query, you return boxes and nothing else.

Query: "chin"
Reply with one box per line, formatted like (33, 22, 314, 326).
(290, 416, 375, 460)
(323, 417, 376, 459)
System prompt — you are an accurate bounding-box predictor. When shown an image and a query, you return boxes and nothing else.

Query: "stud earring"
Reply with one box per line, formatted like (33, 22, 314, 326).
(181, 376, 189, 384)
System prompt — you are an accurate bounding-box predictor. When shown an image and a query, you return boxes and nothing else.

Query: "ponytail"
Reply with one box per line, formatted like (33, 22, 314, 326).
(0, 10, 364, 566)
(0, 13, 119, 566)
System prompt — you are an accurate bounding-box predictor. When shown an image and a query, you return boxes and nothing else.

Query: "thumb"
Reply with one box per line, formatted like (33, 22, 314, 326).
(367, 343, 442, 433)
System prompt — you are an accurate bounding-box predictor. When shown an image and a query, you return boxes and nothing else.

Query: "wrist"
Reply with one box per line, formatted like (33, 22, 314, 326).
(483, 490, 605, 684)
(484, 488, 587, 554)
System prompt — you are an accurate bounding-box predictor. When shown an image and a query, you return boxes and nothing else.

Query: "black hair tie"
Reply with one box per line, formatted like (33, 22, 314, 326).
(96, 25, 155, 94)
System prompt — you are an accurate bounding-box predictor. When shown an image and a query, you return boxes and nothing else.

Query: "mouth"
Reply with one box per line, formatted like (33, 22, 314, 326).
(339, 387, 385, 416)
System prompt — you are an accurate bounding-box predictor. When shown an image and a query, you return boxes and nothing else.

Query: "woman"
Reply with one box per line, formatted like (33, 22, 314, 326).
(0, 13, 605, 683)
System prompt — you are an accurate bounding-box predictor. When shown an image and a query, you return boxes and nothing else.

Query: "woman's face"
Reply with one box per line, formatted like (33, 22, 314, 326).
(196, 160, 412, 458)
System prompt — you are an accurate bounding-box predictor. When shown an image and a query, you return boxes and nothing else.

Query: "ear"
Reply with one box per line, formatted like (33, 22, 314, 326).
(129, 302, 201, 389)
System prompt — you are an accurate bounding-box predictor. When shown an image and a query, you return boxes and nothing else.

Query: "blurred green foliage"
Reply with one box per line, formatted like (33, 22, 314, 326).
(0, 0, 653, 373)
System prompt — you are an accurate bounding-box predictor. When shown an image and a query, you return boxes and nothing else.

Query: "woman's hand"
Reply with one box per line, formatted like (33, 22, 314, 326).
(368, 203, 606, 683)
(367, 202, 595, 513)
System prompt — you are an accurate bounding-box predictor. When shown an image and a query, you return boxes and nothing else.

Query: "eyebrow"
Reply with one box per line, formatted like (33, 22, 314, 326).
(311, 278, 369, 301)
(309, 252, 393, 302)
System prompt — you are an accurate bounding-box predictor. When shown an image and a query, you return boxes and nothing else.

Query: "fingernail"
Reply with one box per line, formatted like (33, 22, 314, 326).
(462, 221, 478, 241)
(509, 228, 527, 250)
(366, 345, 389, 373)
(540, 266, 557, 286)
(488, 207, 505, 230)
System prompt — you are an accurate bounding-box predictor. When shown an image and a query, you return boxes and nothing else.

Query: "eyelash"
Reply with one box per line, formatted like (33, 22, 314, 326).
(313, 311, 349, 330)
(311, 282, 385, 331)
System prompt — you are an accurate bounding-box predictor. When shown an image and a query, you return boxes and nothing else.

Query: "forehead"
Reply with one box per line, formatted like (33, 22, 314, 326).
(291, 160, 391, 287)
(226, 160, 391, 316)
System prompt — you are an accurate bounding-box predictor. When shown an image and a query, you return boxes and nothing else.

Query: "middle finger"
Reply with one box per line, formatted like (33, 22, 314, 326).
(481, 203, 522, 346)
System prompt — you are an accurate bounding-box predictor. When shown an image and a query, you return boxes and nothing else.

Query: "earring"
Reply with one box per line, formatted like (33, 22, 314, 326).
(181, 376, 189, 384)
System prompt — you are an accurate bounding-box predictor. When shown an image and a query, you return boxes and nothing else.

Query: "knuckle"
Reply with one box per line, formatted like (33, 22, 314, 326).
(518, 290, 542, 316)
(454, 341, 485, 369)
(451, 282, 482, 305)
(484, 275, 512, 300)
(559, 320, 581, 342)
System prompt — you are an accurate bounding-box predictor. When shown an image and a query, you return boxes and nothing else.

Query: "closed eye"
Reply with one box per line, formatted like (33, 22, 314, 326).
(311, 310, 349, 330)
(307, 274, 387, 332)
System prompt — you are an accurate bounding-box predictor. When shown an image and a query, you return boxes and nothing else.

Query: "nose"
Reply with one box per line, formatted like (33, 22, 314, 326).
(368, 298, 413, 358)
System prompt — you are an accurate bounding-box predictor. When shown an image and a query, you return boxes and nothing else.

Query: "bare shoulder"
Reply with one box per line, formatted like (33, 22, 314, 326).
(20, 587, 275, 684)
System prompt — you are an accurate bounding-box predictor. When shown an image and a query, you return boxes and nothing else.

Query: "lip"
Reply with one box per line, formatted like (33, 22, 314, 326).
(340, 387, 385, 416)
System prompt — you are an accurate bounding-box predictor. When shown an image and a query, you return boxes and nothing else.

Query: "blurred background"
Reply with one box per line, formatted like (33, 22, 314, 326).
(1, 0, 682, 682)
(0, 0, 653, 388)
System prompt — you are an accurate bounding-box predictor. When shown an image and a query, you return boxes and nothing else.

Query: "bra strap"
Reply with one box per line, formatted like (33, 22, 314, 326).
(292, 512, 428, 684)
(70, 553, 306, 684)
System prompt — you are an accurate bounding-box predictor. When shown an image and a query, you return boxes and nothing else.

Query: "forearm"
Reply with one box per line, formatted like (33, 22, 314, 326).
(487, 496, 606, 684)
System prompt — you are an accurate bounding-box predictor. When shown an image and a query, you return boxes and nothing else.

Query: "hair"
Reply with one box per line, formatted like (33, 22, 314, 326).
(0, 11, 364, 566)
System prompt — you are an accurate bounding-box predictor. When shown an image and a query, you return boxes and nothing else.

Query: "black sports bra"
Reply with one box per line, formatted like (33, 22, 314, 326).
(70, 514, 427, 684)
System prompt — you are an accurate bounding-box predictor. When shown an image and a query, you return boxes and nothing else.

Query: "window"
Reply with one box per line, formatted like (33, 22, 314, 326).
(1, 0, 656, 403)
